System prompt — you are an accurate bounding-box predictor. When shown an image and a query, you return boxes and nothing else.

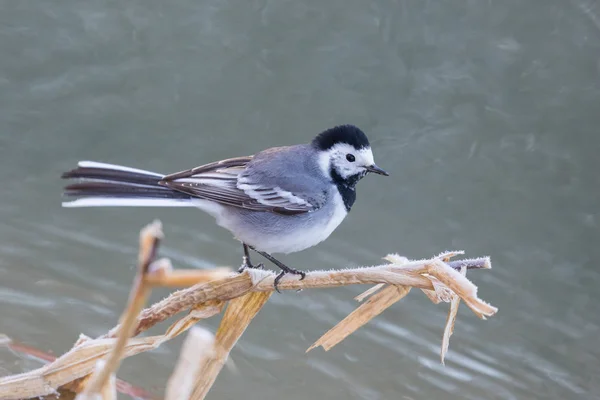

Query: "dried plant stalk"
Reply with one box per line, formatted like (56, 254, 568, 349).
(101, 373, 117, 400)
(1, 257, 495, 399)
(75, 361, 116, 400)
(441, 266, 467, 364)
(421, 252, 458, 303)
(191, 291, 272, 400)
(308, 285, 411, 352)
(79, 220, 163, 397)
(0, 302, 226, 400)
(1, 338, 154, 399)
(145, 267, 232, 287)
(0, 334, 170, 399)
(355, 283, 386, 302)
(165, 327, 215, 400)
(104, 273, 254, 339)
(99, 255, 493, 341)
(425, 259, 495, 319)
(0, 220, 498, 400)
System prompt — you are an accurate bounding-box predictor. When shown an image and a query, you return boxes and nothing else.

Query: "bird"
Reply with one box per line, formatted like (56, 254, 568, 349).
(61, 124, 389, 290)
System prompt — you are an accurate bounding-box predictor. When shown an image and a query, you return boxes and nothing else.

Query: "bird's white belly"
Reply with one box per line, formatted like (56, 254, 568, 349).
(271, 197, 348, 254)
(215, 192, 348, 254)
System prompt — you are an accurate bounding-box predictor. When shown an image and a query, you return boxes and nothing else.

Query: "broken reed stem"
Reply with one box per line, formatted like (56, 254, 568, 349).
(103, 272, 252, 339)
(191, 291, 272, 400)
(89, 361, 116, 400)
(100, 255, 494, 342)
(165, 327, 215, 400)
(1, 340, 155, 399)
(78, 221, 163, 397)
(145, 267, 232, 287)
(309, 284, 412, 352)
(441, 266, 466, 364)
(79, 279, 149, 397)
(101, 373, 117, 400)
(0, 220, 497, 400)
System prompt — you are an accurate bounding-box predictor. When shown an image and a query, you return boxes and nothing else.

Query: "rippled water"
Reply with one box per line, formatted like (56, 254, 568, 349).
(1, 1, 599, 399)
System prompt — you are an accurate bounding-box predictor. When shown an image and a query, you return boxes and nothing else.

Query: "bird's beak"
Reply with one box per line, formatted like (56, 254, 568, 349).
(365, 164, 389, 176)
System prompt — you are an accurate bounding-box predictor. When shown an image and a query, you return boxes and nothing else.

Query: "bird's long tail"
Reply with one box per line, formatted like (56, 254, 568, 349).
(62, 161, 196, 208)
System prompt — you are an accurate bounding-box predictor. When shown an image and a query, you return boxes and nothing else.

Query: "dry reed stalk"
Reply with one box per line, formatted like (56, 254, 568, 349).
(0, 341, 154, 400)
(308, 284, 412, 352)
(145, 267, 232, 287)
(85, 361, 116, 400)
(419, 251, 462, 304)
(440, 265, 467, 364)
(101, 373, 117, 400)
(306, 251, 493, 355)
(191, 291, 272, 399)
(106, 256, 493, 343)
(0, 300, 226, 399)
(63, 299, 226, 398)
(103, 273, 252, 339)
(0, 220, 498, 400)
(0, 333, 172, 399)
(77, 220, 163, 398)
(165, 327, 215, 400)
(355, 283, 386, 302)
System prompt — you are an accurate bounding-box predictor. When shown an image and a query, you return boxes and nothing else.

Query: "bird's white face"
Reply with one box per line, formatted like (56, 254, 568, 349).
(318, 143, 376, 181)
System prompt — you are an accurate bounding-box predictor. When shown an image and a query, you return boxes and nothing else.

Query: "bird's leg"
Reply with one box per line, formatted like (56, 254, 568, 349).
(238, 243, 264, 273)
(248, 246, 306, 292)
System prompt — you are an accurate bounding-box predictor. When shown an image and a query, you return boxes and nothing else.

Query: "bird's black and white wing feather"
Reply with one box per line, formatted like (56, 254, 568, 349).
(161, 154, 318, 215)
(63, 146, 327, 215)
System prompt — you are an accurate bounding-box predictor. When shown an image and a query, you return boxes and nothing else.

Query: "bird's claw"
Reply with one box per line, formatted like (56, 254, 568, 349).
(273, 267, 306, 293)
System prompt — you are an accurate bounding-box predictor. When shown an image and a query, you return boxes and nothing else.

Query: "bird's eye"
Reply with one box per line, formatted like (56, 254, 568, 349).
(346, 154, 355, 162)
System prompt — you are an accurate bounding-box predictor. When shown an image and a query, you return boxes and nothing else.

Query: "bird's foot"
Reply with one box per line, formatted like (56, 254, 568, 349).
(238, 257, 264, 273)
(274, 265, 306, 293)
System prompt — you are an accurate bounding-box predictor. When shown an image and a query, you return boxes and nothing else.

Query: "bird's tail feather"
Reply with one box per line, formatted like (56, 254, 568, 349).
(62, 161, 194, 208)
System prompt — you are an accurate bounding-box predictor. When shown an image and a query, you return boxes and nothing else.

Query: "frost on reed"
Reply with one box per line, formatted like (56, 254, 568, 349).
(0, 221, 497, 400)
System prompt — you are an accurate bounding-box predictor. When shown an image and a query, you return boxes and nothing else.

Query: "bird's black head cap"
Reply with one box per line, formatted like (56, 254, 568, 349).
(311, 125, 370, 151)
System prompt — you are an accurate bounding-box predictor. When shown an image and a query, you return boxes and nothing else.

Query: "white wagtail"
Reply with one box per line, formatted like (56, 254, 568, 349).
(61, 125, 388, 289)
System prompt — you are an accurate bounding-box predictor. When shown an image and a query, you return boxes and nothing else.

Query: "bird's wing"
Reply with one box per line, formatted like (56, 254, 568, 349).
(161, 156, 253, 181)
(160, 155, 317, 215)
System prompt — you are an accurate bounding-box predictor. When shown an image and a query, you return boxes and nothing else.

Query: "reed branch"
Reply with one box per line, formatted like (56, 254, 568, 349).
(77, 220, 163, 398)
(0, 221, 497, 400)
(165, 327, 215, 400)
(106, 253, 493, 342)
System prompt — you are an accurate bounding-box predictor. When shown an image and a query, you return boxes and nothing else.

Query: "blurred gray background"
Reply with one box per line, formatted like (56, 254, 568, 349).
(1, 1, 599, 399)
